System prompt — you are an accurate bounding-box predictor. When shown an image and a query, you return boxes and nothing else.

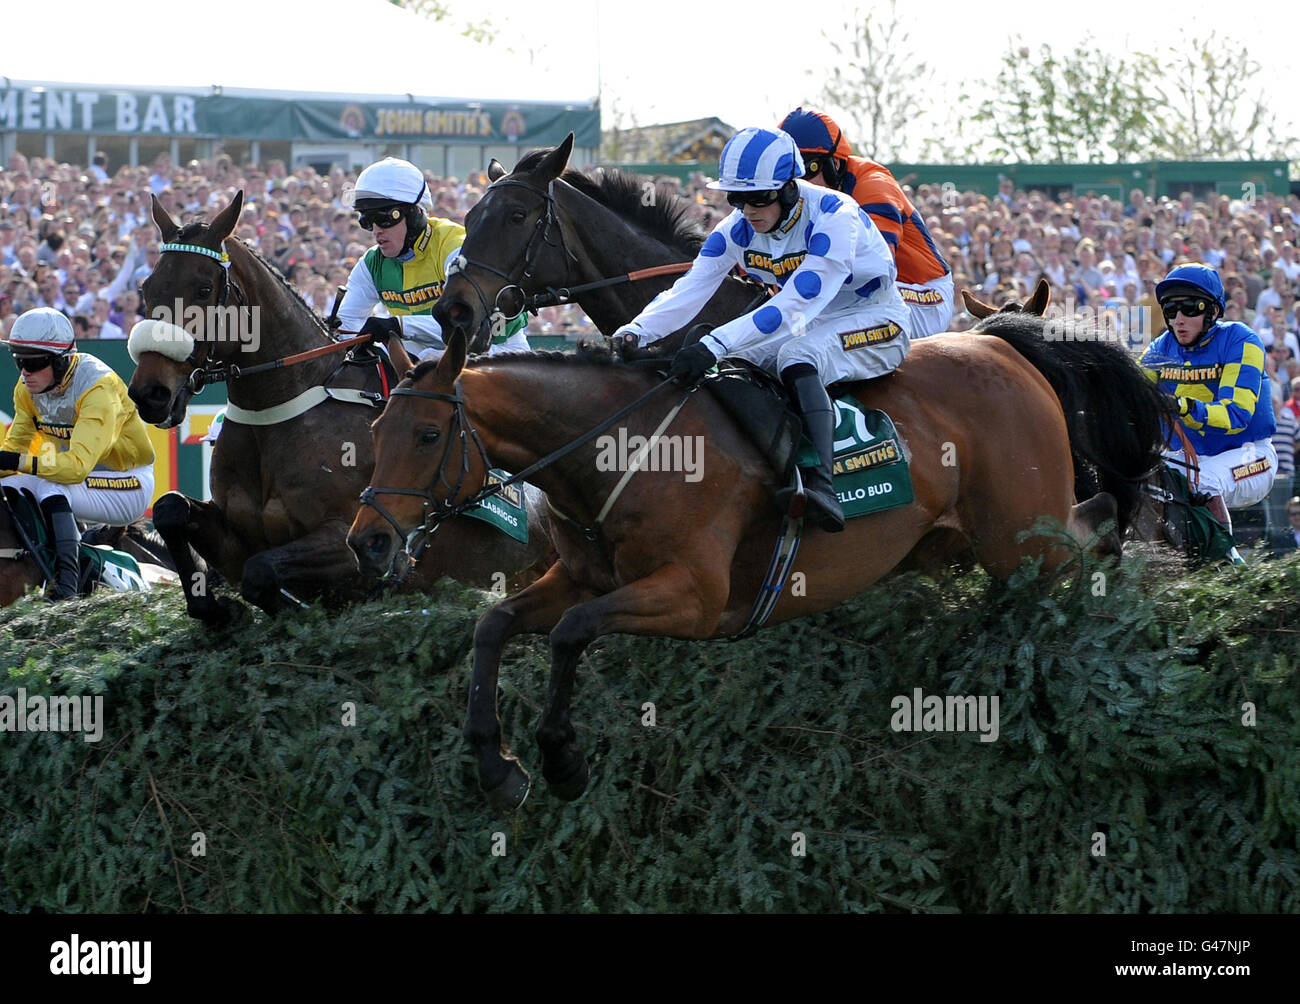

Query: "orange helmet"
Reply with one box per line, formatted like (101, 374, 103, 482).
(779, 109, 852, 159)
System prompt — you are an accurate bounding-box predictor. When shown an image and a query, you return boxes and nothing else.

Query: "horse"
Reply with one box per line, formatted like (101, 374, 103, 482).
(129, 193, 554, 624)
(347, 312, 1169, 811)
(432, 133, 769, 354)
(0, 502, 177, 607)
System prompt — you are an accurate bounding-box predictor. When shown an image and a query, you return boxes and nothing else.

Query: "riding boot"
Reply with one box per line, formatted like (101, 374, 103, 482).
(1205, 494, 1245, 565)
(781, 364, 845, 533)
(40, 496, 82, 600)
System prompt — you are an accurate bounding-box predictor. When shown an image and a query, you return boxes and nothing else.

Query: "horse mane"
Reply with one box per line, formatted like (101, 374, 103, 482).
(174, 220, 330, 335)
(513, 150, 706, 257)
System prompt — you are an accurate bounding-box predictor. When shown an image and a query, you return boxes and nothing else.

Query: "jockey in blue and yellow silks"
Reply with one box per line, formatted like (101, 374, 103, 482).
(1139, 263, 1276, 559)
(338, 157, 528, 361)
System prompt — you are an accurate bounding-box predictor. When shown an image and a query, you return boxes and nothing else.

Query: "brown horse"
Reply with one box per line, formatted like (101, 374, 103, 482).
(130, 193, 553, 623)
(348, 321, 1156, 811)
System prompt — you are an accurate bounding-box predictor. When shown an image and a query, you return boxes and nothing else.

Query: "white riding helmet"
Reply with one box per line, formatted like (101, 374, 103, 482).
(707, 128, 806, 191)
(5, 307, 76, 358)
(346, 157, 432, 208)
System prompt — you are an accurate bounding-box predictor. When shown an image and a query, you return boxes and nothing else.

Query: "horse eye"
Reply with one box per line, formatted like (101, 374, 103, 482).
(421, 427, 441, 445)
(196, 285, 213, 299)
(510, 210, 526, 224)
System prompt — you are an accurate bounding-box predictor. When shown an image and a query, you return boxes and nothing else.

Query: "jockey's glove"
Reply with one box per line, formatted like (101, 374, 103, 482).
(0, 450, 21, 473)
(669, 341, 717, 383)
(359, 316, 402, 345)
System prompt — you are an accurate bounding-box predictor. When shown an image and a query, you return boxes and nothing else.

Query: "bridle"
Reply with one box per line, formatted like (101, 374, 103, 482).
(153, 238, 249, 392)
(446, 177, 575, 346)
(358, 368, 684, 582)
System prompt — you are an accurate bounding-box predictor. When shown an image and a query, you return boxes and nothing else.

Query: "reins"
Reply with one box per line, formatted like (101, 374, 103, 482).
(359, 369, 687, 575)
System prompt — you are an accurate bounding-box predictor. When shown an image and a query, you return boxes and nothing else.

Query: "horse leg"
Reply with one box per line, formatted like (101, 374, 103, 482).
(239, 520, 366, 614)
(152, 492, 252, 625)
(537, 561, 724, 801)
(467, 561, 592, 812)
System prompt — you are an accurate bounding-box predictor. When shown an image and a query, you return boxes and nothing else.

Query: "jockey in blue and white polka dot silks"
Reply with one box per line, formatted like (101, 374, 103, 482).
(615, 127, 912, 532)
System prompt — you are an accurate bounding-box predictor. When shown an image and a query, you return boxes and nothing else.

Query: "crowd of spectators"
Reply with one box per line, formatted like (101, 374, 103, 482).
(4, 149, 1299, 504)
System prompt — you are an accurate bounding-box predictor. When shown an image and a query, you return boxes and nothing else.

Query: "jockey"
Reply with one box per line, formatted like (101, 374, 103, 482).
(337, 157, 529, 361)
(614, 127, 912, 533)
(1139, 263, 1276, 563)
(778, 108, 953, 337)
(0, 308, 155, 598)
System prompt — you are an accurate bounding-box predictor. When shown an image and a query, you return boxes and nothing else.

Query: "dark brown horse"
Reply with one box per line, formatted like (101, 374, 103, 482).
(347, 319, 1162, 811)
(432, 133, 766, 353)
(130, 193, 553, 623)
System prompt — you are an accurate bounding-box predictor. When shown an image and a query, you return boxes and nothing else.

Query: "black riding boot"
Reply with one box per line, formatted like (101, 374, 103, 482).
(781, 364, 845, 533)
(40, 496, 81, 600)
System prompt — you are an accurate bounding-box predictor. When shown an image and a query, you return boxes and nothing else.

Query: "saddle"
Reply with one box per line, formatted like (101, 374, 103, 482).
(702, 361, 914, 519)
(1, 486, 149, 594)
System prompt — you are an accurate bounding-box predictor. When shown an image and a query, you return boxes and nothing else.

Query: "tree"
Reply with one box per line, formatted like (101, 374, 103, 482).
(972, 32, 1288, 164)
(391, 0, 497, 45)
(972, 38, 1162, 163)
(813, 2, 933, 162)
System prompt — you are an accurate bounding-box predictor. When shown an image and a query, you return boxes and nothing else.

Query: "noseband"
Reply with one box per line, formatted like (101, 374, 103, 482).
(357, 382, 493, 579)
(154, 239, 248, 392)
(447, 178, 574, 346)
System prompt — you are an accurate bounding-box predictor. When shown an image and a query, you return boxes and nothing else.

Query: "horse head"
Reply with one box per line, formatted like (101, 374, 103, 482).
(347, 328, 482, 577)
(129, 192, 245, 427)
(434, 133, 577, 354)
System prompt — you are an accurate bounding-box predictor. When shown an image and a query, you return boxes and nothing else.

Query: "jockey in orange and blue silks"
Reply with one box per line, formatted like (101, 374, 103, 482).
(1, 308, 156, 598)
(1139, 263, 1276, 560)
(614, 127, 911, 533)
(779, 108, 953, 337)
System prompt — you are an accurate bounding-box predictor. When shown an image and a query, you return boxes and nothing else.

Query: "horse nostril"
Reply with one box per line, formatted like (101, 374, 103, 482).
(363, 533, 391, 560)
(448, 300, 470, 325)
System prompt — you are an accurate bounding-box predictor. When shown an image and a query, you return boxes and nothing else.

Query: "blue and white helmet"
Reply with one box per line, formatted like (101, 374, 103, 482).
(707, 128, 806, 191)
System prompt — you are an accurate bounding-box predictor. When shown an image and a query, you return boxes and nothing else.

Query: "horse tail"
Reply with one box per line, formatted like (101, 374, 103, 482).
(970, 313, 1177, 533)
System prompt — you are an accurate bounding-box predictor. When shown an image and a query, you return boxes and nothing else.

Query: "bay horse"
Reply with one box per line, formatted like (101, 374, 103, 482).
(130, 193, 553, 623)
(348, 317, 1165, 811)
(432, 133, 768, 353)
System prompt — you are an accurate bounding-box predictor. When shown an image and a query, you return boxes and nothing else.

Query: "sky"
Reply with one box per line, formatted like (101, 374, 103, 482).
(4, 0, 1297, 156)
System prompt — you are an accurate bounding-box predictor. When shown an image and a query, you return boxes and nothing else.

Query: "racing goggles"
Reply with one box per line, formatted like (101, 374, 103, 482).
(357, 206, 406, 230)
(726, 188, 782, 209)
(14, 354, 55, 372)
(1160, 296, 1211, 321)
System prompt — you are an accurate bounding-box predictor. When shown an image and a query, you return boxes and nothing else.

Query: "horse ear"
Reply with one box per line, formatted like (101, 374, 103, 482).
(209, 190, 244, 242)
(961, 288, 997, 319)
(1025, 278, 1051, 317)
(436, 327, 468, 383)
(487, 159, 507, 183)
(532, 132, 575, 183)
(151, 194, 179, 241)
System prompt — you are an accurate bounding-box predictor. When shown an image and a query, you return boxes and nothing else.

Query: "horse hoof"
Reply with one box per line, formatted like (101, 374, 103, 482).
(483, 762, 531, 813)
(191, 596, 233, 627)
(545, 756, 590, 802)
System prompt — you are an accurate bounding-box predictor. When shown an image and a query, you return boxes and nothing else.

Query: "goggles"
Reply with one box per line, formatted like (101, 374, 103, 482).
(726, 188, 782, 210)
(357, 206, 405, 230)
(1160, 296, 1211, 321)
(14, 354, 55, 372)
